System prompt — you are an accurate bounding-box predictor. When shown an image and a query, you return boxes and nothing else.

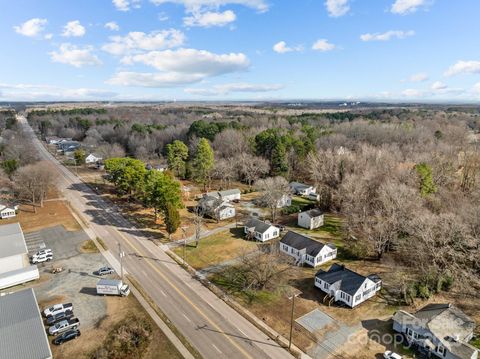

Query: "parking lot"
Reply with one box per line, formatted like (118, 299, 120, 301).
(12, 225, 111, 329)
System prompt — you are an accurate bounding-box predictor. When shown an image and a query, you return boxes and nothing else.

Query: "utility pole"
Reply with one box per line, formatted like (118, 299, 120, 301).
(288, 289, 301, 350)
(118, 242, 125, 282)
(181, 226, 188, 265)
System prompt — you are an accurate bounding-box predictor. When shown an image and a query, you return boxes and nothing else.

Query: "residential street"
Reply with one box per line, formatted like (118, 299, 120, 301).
(18, 114, 294, 359)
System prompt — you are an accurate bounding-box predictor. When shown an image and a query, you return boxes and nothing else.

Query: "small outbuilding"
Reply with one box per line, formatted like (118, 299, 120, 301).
(0, 203, 18, 219)
(85, 153, 103, 164)
(298, 209, 324, 230)
(244, 217, 280, 242)
(0, 288, 53, 359)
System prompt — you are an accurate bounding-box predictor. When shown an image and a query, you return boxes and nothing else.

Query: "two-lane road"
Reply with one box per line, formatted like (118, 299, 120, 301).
(18, 115, 293, 359)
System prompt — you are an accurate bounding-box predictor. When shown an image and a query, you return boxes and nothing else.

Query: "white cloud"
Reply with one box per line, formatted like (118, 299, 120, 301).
(325, 0, 350, 17)
(158, 12, 169, 21)
(14, 18, 48, 37)
(107, 72, 205, 87)
(391, 0, 429, 15)
(444, 60, 480, 77)
(149, 0, 268, 13)
(401, 88, 424, 97)
(360, 30, 415, 42)
(408, 72, 429, 82)
(125, 48, 249, 74)
(185, 82, 284, 96)
(0, 83, 117, 101)
(312, 39, 336, 52)
(105, 21, 120, 31)
(184, 10, 236, 27)
(273, 41, 302, 54)
(62, 20, 86, 37)
(108, 48, 250, 87)
(50, 44, 102, 67)
(431, 81, 447, 90)
(112, 0, 141, 11)
(44, 33, 53, 40)
(102, 30, 185, 55)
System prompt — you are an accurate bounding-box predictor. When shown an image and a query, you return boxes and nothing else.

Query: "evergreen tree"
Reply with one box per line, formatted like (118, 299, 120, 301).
(165, 203, 181, 240)
(416, 163, 437, 196)
(166, 140, 189, 178)
(191, 138, 214, 191)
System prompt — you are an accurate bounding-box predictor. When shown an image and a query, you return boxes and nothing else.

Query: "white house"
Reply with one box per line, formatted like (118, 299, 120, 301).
(244, 217, 280, 242)
(298, 209, 324, 230)
(276, 194, 292, 208)
(392, 304, 478, 359)
(85, 153, 103, 164)
(206, 188, 241, 202)
(0, 204, 18, 219)
(289, 182, 316, 196)
(314, 263, 382, 308)
(198, 195, 235, 221)
(0, 223, 39, 290)
(279, 231, 337, 267)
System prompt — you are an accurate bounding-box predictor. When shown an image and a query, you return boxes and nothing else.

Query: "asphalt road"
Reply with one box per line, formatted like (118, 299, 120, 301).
(18, 115, 294, 359)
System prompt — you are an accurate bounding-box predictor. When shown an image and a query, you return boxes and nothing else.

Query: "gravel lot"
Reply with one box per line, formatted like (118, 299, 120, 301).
(5, 225, 115, 329)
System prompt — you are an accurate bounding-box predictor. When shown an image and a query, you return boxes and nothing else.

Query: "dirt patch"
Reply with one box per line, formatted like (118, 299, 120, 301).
(79, 240, 100, 254)
(2, 200, 81, 233)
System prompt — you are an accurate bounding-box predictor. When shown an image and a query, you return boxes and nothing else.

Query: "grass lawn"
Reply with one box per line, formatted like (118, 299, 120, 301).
(172, 227, 259, 270)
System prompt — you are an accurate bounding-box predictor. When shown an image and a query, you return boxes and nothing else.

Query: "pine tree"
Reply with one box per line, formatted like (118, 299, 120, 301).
(191, 138, 214, 191)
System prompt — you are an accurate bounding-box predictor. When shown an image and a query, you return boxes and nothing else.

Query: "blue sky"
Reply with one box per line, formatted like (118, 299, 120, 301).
(1, 0, 480, 102)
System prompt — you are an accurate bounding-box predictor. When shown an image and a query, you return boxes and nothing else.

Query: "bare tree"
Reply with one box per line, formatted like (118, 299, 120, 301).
(236, 153, 269, 188)
(212, 158, 238, 189)
(14, 161, 55, 212)
(192, 206, 203, 248)
(255, 176, 290, 223)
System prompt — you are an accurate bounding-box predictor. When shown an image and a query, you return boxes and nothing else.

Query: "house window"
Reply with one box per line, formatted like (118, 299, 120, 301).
(355, 294, 361, 301)
(437, 345, 445, 356)
(323, 282, 329, 289)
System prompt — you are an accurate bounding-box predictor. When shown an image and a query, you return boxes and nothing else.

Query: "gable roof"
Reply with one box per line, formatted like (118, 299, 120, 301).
(280, 231, 334, 256)
(0, 288, 52, 359)
(0, 223, 27, 258)
(315, 263, 376, 296)
(244, 217, 275, 234)
(301, 209, 323, 218)
(289, 182, 312, 190)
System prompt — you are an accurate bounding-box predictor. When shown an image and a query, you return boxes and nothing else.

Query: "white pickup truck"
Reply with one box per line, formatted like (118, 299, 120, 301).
(48, 317, 80, 336)
(43, 303, 73, 318)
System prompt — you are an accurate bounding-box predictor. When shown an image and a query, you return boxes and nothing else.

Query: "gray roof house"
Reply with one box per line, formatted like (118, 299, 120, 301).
(393, 304, 478, 359)
(289, 182, 316, 196)
(279, 231, 337, 267)
(244, 217, 280, 242)
(298, 209, 324, 230)
(198, 195, 235, 221)
(314, 264, 382, 308)
(0, 288, 52, 359)
(206, 188, 241, 202)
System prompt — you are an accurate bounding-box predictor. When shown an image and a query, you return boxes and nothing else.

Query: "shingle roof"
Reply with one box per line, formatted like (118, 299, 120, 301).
(0, 223, 27, 258)
(280, 231, 334, 256)
(289, 182, 311, 190)
(244, 217, 274, 234)
(315, 263, 374, 296)
(0, 288, 52, 359)
(302, 209, 323, 218)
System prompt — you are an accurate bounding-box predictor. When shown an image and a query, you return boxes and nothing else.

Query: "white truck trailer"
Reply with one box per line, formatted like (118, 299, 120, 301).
(96, 279, 130, 297)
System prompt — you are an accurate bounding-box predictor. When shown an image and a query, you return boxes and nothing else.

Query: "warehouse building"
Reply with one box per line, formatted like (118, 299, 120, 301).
(0, 223, 39, 290)
(0, 288, 52, 359)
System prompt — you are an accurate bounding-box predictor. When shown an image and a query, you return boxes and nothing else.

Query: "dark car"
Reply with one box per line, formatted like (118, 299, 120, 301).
(52, 329, 81, 345)
(46, 310, 74, 325)
(94, 266, 114, 276)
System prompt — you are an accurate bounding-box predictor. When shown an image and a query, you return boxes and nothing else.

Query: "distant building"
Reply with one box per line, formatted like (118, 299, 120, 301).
(289, 182, 316, 196)
(198, 195, 235, 221)
(314, 264, 381, 308)
(276, 194, 292, 208)
(298, 209, 324, 230)
(85, 153, 103, 164)
(279, 231, 336, 267)
(0, 223, 39, 290)
(393, 304, 478, 359)
(0, 288, 53, 359)
(0, 203, 18, 219)
(206, 188, 241, 202)
(244, 217, 280, 242)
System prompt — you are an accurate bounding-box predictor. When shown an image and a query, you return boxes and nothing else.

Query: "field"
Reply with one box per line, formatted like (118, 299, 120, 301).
(172, 227, 258, 270)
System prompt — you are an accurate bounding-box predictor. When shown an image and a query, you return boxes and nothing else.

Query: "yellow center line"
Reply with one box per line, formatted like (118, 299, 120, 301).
(114, 227, 254, 359)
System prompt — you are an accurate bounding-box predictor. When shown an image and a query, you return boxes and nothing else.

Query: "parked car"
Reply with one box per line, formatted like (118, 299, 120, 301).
(48, 318, 80, 336)
(274, 224, 286, 232)
(94, 266, 114, 276)
(46, 310, 74, 325)
(384, 351, 402, 359)
(52, 329, 81, 345)
(43, 303, 73, 317)
(31, 253, 53, 264)
(35, 248, 52, 256)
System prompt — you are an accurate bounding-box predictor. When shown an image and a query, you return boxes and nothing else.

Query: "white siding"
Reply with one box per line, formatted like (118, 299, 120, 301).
(298, 213, 324, 230)
(351, 278, 381, 307)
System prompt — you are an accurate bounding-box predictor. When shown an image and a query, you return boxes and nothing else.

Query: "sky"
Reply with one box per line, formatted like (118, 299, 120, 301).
(1, 0, 480, 102)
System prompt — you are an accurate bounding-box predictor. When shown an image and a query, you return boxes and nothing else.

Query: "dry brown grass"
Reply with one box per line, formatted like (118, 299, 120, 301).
(2, 200, 81, 233)
(51, 294, 182, 359)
